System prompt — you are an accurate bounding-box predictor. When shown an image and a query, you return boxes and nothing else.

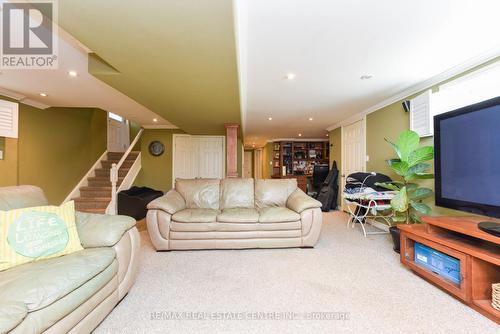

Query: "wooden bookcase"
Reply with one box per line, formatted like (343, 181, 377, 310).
(271, 140, 329, 177)
(399, 216, 500, 324)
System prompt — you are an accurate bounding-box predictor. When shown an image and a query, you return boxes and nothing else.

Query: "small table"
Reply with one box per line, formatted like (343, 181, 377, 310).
(344, 191, 396, 237)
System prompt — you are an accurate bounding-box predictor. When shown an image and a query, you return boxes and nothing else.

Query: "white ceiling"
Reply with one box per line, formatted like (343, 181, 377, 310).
(0, 29, 176, 128)
(238, 0, 500, 147)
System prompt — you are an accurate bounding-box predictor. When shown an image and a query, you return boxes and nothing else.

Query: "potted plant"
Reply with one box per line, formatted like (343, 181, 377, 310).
(376, 130, 434, 253)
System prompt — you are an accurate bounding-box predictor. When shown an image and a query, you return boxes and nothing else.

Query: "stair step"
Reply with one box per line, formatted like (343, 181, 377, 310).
(95, 168, 130, 177)
(87, 176, 124, 187)
(77, 207, 107, 214)
(106, 151, 139, 160)
(101, 160, 135, 169)
(80, 187, 112, 198)
(74, 197, 110, 210)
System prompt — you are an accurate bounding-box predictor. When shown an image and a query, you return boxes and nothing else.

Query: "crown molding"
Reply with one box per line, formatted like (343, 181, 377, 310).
(0, 87, 26, 101)
(0, 87, 50, 109)
(325, 47, 500, 131)
(21, 99, 50, 109)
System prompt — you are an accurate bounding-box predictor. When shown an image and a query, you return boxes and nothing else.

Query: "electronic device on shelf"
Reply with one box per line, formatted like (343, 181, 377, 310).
(478, 221, 500, 237)
(434, 96, 500, 235)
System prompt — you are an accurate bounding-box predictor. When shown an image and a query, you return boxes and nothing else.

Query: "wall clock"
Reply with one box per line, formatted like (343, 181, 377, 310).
(148, 141, 165, 156)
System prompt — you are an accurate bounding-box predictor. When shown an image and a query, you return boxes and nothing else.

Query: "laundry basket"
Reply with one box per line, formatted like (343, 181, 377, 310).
(492, 283, 500, 311)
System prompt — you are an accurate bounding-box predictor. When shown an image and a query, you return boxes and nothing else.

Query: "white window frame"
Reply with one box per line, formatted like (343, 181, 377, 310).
(0, 99, 19, 138)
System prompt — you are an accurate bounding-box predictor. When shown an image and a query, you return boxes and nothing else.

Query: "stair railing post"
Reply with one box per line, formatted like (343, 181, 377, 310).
(110, 163, 118, 215)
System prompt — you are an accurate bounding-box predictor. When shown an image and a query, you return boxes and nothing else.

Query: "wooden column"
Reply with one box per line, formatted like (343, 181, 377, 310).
(225, 123, 239, 178)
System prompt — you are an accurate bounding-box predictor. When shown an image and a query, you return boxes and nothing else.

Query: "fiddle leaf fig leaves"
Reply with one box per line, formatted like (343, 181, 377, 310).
(383, 130, 435, 225)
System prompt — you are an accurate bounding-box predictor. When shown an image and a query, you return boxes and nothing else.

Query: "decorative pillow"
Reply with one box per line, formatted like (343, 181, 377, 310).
(0, 201, 83, 271)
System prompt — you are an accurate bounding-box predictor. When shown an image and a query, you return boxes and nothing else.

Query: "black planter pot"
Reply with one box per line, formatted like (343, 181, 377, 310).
(389, 226, 401, 253)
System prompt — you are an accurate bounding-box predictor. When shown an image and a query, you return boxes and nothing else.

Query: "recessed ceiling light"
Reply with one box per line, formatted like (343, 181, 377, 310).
(153, 118, 158, 122)
(308, 117, 313, 121)
(360, 74, 373, 80)
(39, 93, 48, 97)
(285, 73, 296, 80)
(298, 133, 302, 137)
(68, 70, 78, 77)
(268, 117, 273, 121)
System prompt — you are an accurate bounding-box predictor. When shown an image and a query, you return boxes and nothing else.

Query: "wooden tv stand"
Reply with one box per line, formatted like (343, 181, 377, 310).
(399, 216, 500, 324)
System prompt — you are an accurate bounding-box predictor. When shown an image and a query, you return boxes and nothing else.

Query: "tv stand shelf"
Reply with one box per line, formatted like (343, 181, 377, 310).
(399, 216, 500, 324)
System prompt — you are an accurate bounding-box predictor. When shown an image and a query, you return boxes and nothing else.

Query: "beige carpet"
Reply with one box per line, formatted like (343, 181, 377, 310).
(95, 212, 498, 333)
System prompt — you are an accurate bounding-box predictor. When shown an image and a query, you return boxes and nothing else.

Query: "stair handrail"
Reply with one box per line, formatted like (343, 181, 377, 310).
(110, 128, 144, 214)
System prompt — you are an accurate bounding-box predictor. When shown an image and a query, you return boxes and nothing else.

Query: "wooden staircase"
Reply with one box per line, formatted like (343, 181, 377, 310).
(73, 151, 140, 214)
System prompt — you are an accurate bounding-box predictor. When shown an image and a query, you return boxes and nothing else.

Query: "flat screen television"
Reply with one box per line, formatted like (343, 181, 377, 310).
(434, 95, 500, 218)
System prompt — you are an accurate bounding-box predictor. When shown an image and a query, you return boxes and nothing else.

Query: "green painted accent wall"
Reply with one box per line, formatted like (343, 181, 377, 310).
(262, 143, 274, 179)
(134, 129, 185, 192)
(329, 128, 342, 170)
(0, 97, 107, 204)
(0, 137, 18, 186)
(328, 128, 342, 206)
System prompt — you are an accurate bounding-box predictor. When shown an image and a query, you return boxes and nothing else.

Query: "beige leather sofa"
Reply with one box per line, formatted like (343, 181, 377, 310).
(0, 186, 140, 334)
(147, 178, 322, 250)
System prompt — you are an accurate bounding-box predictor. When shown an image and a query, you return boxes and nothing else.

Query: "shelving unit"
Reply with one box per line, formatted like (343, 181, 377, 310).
(399, 216, 500, 324)
(271, 140, 329, 177)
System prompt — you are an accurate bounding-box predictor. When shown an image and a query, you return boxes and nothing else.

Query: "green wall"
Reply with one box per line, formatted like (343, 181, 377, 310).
(328, 128, 342, 206)
(262, 142, 273, 178)
(0, 137, 19, 186)
(0, 98, 107, 204)
(134, 129, 185, 192)
(329, 128, 341, 170)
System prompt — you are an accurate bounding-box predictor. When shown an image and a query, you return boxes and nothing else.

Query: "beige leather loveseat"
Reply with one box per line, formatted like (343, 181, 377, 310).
(0, 186, 140, 333)
(146, 178, 322, 250)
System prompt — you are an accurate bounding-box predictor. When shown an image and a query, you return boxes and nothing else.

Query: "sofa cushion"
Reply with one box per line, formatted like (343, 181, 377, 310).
(254, 179, 297, 209)
(175, 179, 220, 210)
(258, 207, 301, 223)
(172, 208, 220, 223)
(220, 178, 254, 209)
(0, 248, 115, 313)
(217, 208, 259, 223)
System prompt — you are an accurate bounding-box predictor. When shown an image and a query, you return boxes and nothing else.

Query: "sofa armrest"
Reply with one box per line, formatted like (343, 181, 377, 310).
(76, 212, 136, 248)
(286, 188, 322, 213)
(147, 189, 186, 215)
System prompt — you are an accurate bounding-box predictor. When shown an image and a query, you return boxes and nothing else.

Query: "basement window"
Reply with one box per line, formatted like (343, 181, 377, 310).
(108, 112, 124, 122)
(432, 61, 500, 116)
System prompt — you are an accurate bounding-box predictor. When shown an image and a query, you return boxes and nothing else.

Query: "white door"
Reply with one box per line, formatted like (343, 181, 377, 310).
(173, 135, 198, 180)
(173, 135, 225, 186)
(107, 114, 130, 152)
(243, 150, 253, 178)
(341, 118, 366, 210)
(196, 136, 224, 178)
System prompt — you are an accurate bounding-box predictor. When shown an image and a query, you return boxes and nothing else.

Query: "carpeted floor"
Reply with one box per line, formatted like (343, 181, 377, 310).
(95, 211, 498, 333)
